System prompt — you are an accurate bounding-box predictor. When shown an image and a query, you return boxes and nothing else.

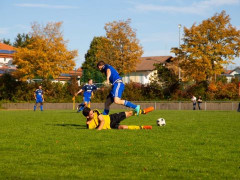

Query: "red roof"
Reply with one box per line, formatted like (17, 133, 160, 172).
(69, 68, 82, 76)
(136, 56, 172, 71)
(0, 43, 14, 51)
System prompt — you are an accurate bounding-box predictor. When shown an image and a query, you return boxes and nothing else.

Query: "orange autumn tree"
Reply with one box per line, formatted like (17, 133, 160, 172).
(13, 22, 78, 80)
(171, 11, 240, 82)
(96, 19, 143, 74)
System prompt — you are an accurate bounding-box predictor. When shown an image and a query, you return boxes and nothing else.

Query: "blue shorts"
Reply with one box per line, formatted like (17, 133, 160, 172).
(110, 82, 125, 98)
(83, 96, 91, 103)
(36, 98, 43, 103)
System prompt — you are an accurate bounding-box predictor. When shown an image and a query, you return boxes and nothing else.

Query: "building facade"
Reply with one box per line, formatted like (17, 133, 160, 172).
(122, 56, 172, 84)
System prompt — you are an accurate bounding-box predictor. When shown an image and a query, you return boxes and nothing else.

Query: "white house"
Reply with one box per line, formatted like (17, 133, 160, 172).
(122, 56, 172, 84)
(0, 43, 16, 76)
(222, 67, 240, 82)
(0, 43, 15, 66)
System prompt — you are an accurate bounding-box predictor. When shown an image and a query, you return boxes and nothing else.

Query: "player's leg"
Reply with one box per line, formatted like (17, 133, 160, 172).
(112, 82, 140, 115)
(111, 111, 152, 130)
(40, 102, 43, 111)
(103, 94, 114, 115)
(80, 101, 88, 111)
(77, 96, 89, 112)
(86, 101, 91, 108)
(34, 98, 39, 111)
(34, 102, 37, 111)
(141, 106, 154, 114)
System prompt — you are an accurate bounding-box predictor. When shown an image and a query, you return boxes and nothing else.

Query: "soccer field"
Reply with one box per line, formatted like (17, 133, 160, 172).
(0, 110, 240, 179)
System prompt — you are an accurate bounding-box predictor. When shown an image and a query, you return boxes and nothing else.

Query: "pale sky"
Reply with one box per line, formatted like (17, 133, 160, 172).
(1, 0, 239, 68)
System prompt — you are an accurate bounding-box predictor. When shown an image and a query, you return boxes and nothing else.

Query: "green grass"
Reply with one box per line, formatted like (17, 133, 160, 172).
(0, 109, 240, 179)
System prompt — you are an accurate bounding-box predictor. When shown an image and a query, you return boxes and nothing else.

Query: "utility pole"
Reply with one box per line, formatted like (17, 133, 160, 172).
(178, 24, 182, 81)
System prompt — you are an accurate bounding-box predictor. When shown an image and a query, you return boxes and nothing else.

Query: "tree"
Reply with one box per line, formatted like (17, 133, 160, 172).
(96, 19, 143, 74)
(13, 33, 31, 48)
(0, 73, 19, 101)
(81, 37, 105, 83)
(13, 22, 78, 80)
(0, 39, 11, 45)
(154, 64, 179, 98)
(171, 11, 240, 82)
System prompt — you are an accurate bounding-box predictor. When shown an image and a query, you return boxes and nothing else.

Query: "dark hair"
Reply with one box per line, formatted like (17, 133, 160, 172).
(97, 61, 105, 67)
(82, 107, 91, 117)
(88, 79, 92, 82)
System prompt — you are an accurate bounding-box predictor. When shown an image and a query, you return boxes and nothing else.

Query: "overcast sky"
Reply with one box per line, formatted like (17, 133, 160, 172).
(1, 0, 239, 68)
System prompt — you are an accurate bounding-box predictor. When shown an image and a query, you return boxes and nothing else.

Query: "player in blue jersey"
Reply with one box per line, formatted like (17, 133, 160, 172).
(97, 61, 140, 115)
(34, 85, 44, 111)
(75, 79, 97, 113)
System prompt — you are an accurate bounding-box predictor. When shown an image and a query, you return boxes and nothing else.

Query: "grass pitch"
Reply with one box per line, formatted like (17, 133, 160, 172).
(0, 109, 240, 179)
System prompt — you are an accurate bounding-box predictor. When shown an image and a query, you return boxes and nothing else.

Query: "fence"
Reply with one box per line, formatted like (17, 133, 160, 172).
(1, 102, 240, 111)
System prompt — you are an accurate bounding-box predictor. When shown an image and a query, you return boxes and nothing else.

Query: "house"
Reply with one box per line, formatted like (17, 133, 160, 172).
(0, 43, 16, 76)
(52, 68, 82, 85)
(222, 67, 240, 82)
(0, 42, 15, 65)
(122, 56, 172, 84)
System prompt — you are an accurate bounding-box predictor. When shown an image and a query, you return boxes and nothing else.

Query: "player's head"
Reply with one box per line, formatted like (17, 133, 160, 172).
(82, 107, 94, 118)
(39, 85, 42, 89)
(88, 79, 93, 85)
(97, 61, 105, 71)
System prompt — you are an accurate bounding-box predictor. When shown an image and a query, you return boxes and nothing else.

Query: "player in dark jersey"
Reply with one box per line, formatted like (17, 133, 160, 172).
(97, 61, 140, 115)
(34, 85, 44, 111)
(75, 79, 97, 112)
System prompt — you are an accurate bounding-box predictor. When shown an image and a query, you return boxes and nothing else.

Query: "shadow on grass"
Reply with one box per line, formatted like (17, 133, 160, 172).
(55, 111, 80, 114)
(46, 123, 87, 129)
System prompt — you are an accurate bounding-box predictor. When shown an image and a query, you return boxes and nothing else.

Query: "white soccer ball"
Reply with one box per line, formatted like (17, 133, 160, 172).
(157, 118, 166, 126)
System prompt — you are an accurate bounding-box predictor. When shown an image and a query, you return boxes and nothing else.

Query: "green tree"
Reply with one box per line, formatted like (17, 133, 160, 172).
(0, 39, 11, 45)
(154, 64, 179, 98)
(171, 11, 240, 83)
(13, 33, 31, 48)
(81, 37, 105, 83)
(0, 74, 18, 101)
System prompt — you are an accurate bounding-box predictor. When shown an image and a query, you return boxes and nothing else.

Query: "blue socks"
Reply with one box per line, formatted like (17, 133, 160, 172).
(77, 103, 85, 112)
(34, 105, 43, 111)
(124, 101, 137, 109)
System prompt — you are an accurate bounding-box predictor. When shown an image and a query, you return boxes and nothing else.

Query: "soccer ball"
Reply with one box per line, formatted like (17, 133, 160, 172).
(157, 118, 166, 126)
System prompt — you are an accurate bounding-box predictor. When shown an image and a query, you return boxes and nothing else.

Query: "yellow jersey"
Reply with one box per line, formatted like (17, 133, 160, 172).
(87, 109, 111, 129)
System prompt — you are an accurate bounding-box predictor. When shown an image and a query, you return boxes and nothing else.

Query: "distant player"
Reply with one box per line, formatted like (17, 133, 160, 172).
(34, 85, 44, 111)
(97, 61, 140, 115)
(82, 106, 154, 130)
(75, 79, 97, 113)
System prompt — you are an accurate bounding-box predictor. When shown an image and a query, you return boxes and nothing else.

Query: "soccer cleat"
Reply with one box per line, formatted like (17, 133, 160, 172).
(142, 106, 154, 114)
(141, 125, 152, 129)
(134, 105, 140, 116)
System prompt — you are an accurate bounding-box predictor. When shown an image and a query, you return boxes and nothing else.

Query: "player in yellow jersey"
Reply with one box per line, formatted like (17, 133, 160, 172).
(82, 106, 154, 130)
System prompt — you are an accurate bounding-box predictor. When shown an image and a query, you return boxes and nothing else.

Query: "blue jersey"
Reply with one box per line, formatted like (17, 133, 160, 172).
(102, 64, 122, 84)
(82, 84, 97, 98)
(35, 89, 43, 99)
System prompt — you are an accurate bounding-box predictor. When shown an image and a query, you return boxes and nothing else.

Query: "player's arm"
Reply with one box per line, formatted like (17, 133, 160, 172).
(106, 69, 111, 84)
(42, 94, 44, 102)
(34, 91, 36, 99)
(91, 85, 98, 98)
(97, 115, 105, 130)
(75, 89, 83, 96)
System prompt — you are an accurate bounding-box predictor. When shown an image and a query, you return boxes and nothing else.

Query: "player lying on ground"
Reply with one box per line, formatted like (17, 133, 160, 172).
(82, 106, 154, 130)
